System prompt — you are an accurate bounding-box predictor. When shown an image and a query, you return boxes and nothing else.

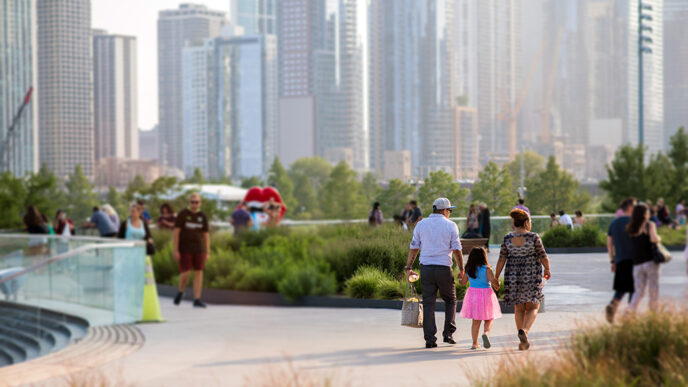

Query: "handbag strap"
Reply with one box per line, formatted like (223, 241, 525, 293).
(405, 281, 418, 300)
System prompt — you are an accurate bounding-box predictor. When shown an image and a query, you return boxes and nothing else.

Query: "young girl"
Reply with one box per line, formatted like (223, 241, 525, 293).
(459, 247, 502, 349)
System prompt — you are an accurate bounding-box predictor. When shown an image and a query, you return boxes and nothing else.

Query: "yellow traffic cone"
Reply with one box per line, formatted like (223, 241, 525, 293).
(139, 255, 165, 323)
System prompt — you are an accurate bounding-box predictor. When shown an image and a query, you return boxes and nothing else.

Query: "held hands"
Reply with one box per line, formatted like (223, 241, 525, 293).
(543, 269, 551, 281)
(457, 269, 465, 282)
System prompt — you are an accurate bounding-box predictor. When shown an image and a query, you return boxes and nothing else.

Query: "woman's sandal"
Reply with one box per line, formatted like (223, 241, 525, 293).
(471, 344, 481, 350)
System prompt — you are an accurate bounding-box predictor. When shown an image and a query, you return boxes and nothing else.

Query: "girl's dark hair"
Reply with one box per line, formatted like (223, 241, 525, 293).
(23, 205, 44, 228)
(510, 209, 530, 228)
(373, 202, 380, 210)
(626, 203, 649, 236)
(465, 247, 489, 279)
(160, 203, 174, 214)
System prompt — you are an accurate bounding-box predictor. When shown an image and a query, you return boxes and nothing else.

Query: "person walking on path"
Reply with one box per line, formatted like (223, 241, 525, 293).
(84, 207, 118, 237)
(458, 247, 502, 349)
(118, 203, 153, 245)
(157, 203, 176, 230)
(513, 198, 530, 214)
(478, 203, 491, 252)
(495, 209, 551, 351)
(404, 198, 464, 349)
(605, 197, 637, 323)
(368, 202, 383, 226)
(627, 203, 662, 312)
(173, 193, 210, 308)
(230, 202, 253, 234)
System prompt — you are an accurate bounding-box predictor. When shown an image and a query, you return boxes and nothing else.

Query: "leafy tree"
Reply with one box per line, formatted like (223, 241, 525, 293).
(376, 179, 414, 217)
(24, 164, 62, 219)
(186, 168, 205, 184)
(471, 162, 518, 215)
(504, 151, 546, 192)
(645, 153, 676, 203)
(267, 157, 297, 212)
(417, 170, 469, 215)
(106, 186, 128, 220)
(0, 172, 27, 229)
(288, 157, 332, 191)
(600, 144, 647, 211)
(292, 173, 318, 219)
(668, 127, 688, 201)
(361, 172, 381, 207)
(124, 174, 149, 203)
(319, 162, 366, 219)
(527, 156, 590, 215)
(64, 165, 98, 224)
(241, 176, 263, 189)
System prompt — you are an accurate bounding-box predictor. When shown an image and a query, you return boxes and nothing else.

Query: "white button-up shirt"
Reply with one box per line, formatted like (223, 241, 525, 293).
(409, 214, 462, 266)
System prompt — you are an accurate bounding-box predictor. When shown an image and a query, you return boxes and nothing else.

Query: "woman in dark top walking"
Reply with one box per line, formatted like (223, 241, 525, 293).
(626, 203, 661, 312)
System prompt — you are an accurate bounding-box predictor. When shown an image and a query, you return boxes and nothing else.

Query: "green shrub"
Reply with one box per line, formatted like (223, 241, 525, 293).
(658, 226, 686, 246)
(377, 278, 404, 300)
(345, 266, 387, 299)
(477, 309, 688, 386)
(456, 282, 468, 300)
(541, 224, 605, 248)
(150, 243, 177, 285)
(277, 263, 337, 302)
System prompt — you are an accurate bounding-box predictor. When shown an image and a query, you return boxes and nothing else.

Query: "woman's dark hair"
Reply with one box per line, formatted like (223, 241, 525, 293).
(510, 209, 530, 228)
(23, 205, 44, 228)
(465, 247, 489, 279)
(626, 203, 649, 236)
(55, 209, 63, 219)
(372, 202, 380, 210)
(575, 210, 583, 217)
(160, 203, 174, 215)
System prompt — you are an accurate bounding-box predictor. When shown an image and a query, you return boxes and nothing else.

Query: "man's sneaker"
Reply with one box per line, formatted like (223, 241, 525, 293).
(173, 292, 183, 306)
(425, 341, 438, 349)
(443, 336, 456, 344)
(193, 299, 207, 308)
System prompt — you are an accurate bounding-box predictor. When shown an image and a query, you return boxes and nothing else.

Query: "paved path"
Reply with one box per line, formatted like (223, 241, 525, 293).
(17, 251, 688, 386)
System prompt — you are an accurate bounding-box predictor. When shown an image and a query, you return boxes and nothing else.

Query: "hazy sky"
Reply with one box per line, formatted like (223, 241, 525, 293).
(92, 0, 231, 130)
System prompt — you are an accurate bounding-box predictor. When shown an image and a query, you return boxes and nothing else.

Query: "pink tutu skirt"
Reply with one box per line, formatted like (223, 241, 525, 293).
(459, 287, 503, 320)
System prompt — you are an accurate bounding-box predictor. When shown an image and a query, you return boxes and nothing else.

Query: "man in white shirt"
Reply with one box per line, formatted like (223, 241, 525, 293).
(559, 210, 573, 229)
(405, 198, 465, 348)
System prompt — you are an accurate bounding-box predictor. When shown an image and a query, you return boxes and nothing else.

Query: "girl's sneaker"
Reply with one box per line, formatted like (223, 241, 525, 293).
(482, 334, 491, 349)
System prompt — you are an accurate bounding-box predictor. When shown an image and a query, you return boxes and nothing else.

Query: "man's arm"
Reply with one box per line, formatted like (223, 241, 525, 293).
(204, 232, 210, 260)
(452, 250, 464, 279)
(405, 249, 419, 274)
(173, 228, 181, 261)
(607, 236, 616, 272)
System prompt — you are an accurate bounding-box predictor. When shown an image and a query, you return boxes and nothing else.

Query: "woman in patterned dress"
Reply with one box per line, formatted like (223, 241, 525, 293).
(495, 209, 552, 350)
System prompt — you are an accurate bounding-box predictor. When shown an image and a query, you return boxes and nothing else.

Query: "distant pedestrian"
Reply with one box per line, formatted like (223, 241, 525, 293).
(465, 204, 479, 234)
(263, 198, 285, 227)
(407, 200, 422, 227)
(393, 214, 408, 230)
(550, 213, 559, 228)
(173, 193, 210, 308)
(656, 198, 675, 228)
(84, 206, 118, 237)
(405, 198, 464, 349)
(573, 210, 586, 228)
(24, 205, 50, 234)
(118, 203, 153, 246)
(605, 197, 637, 323)
(401, 202, 412, 224)
(478, 203, 491, 251)
(627, 203, 661, 312)
(676, 199, 686, 225)
(368, 202, 383, 226)
(559, 210, 573, 229)
(138, 200, 152, 225)
(513, 198, 530, 214)
(102, 204, 119, 227)
(157, 203, 176, 230)
(458, 247, 502, 350)
(230, 202, 253, 235)
(495, 209, 551, 351)
(53, 209, 74, 236)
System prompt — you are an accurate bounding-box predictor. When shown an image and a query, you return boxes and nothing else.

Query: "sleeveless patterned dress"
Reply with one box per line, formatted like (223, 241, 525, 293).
(499, 232, 547, 305)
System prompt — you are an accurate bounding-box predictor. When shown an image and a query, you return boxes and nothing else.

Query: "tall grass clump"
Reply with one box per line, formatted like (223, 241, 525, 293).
(477, 308, 688, 386)
(344, 266, 388, 299)
(541, 224, 606, 248)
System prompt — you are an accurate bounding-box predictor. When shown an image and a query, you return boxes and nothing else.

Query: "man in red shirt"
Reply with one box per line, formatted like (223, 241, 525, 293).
(173, 193, 210, 308)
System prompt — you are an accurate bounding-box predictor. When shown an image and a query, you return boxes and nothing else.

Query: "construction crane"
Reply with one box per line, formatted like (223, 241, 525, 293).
(0, 87, 33, 173)
(538, 28, 564, 144)
(498, 39, 546, 160)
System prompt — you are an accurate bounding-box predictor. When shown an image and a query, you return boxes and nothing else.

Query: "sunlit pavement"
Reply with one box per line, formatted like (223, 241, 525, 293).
(37, 251, 688, 386)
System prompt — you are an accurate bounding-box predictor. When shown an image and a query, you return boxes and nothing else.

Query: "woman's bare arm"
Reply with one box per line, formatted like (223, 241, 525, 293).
(649, 222, 661, 243)
(494, 257, 506, 279)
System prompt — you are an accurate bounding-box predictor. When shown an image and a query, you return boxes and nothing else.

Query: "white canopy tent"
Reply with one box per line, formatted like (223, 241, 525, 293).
(159, 184, 248, 203)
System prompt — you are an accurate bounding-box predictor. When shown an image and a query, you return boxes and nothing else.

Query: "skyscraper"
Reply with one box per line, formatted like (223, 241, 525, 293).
(183, 30, 277, 180)
(37, 0, 94, 178)
(368, 0, 455, 177)
(157, 4, 226, 171)
(230, 0, 276, 35)
(0, 0, 38, 176)
(664, 0, 688, 144)
(476, 0, 521, 159)
(93, 29, 138, 161)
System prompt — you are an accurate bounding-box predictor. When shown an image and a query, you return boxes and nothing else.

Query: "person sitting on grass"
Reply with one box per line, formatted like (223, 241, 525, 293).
(458, 247, 502, 350)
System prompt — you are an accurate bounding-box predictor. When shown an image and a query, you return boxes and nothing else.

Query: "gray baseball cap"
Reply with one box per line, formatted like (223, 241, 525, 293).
(432, 198, 456, 210)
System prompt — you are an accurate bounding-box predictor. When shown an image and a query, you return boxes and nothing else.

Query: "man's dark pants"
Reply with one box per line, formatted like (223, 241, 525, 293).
(420, 265, 457, 343)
